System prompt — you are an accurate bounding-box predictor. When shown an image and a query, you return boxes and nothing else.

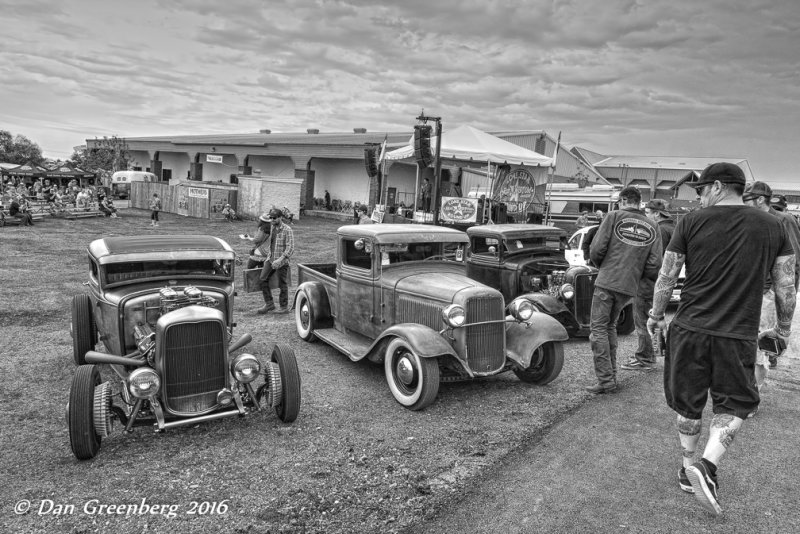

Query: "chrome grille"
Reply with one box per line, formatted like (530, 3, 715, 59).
(574, 273, 595, 325)
(398, 296, 441, 329)
(161, 320, 227, 414)
(465, 295, 505, 373)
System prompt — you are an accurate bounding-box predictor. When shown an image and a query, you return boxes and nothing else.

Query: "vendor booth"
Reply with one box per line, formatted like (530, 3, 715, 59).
(383, 125, 553, 225)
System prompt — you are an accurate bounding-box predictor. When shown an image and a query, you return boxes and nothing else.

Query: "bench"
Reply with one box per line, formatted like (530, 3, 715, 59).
(1, 210, 45, 226)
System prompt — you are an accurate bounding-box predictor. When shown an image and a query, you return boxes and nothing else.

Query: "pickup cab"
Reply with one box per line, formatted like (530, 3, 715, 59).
(294, 224, 569, 410)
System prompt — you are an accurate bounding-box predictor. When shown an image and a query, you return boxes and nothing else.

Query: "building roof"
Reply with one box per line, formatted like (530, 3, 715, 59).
(119, 131, 412, 148)
(593, 155, 749, 171)
(570, 147, 609, 166)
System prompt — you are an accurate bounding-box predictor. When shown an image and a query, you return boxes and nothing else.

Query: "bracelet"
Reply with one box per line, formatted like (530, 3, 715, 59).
(648, 309, 665, 321)
(776, 325, 791, 337)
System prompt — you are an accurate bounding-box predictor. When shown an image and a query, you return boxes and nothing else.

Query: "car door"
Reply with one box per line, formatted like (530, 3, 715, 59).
(565, 230, 586, 266)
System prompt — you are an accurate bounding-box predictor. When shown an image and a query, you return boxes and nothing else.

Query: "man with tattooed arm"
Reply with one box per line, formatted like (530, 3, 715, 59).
(646, 162, 795, 516)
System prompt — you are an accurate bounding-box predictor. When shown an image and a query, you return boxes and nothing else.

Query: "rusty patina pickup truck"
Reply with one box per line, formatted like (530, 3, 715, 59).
(293, 224, 569, 410)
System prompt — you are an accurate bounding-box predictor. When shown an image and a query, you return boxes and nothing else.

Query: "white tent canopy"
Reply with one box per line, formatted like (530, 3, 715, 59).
(384, 124, 553, 167)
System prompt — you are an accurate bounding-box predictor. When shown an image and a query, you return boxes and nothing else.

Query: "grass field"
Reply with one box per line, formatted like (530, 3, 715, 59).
(1, 207, 621, 534)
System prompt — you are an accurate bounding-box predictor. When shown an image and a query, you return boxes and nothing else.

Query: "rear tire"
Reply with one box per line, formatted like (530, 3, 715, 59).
(513, 341, 564, 385)
(271, 344, 301, 423)
(616, 304, 634, 335)
(72, 295, 96, 365)
(69, 365, 102, 460)
(294, 290, 317, 342)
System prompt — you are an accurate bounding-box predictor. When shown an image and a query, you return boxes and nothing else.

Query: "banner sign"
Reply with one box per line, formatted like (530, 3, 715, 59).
(188, 187, 209, 199)
(440, 197, 478, 223)
(206, 154, 224, 163)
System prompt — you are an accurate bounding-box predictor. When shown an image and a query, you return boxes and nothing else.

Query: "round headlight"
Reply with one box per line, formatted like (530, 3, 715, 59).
(559, 284, 575, 300)
(509, 299, 535, 321)
(231, 353, 261, 383)
(128, 368, 161, 398)
(442, 304, 466, 328)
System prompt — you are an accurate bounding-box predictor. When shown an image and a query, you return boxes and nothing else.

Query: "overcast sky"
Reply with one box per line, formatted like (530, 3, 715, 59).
(1, 0, 798, 181)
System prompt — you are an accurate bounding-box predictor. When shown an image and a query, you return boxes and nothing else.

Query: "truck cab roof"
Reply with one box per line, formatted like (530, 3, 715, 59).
(338, 224, 469, 245)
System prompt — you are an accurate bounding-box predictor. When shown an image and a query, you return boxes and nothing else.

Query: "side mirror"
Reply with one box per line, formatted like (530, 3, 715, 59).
(354, 239, 365, 250)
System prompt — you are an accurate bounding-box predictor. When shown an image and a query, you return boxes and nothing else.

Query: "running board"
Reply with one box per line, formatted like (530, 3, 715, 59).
(314, 328, 372, 362)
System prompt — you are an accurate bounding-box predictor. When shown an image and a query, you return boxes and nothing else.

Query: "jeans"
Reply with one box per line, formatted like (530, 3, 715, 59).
(259, 261, 290, 307)
(589, 287, 632, 387)
(633, 293, 655, 364)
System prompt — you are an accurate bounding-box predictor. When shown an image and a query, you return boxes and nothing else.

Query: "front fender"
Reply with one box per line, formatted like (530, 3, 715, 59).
(368, 323, 457, 364)
(517, 293, 581, 333)
(506, 312, 569, 368)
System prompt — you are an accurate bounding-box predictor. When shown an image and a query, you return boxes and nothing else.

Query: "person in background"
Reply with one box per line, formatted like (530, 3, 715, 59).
(149, 193, 161, 227)
(252, 208, 294, 314)
(648, 163, 795, 516)
(324, 190, 331, 211)
(421, 178, 432, 212)
(576, 210, 590, 229)
(358, 204, 374, 224)
(743, 181, 800, 378)
(586, 186, 662, 393)
(222, 203, 237, 222)
(9, 194, 35, 225)
(623, 198, 675, 371)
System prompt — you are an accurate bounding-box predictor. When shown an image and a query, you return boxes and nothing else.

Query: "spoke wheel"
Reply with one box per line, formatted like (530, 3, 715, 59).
(271, 344, 301, 423)
(68, 365, 103, 460)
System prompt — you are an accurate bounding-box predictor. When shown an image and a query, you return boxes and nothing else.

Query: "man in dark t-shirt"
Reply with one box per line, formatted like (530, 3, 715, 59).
(647, 162, 796, 517)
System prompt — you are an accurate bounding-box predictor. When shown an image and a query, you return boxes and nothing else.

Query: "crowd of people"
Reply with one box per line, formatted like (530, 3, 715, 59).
(585, 163, 797, 517)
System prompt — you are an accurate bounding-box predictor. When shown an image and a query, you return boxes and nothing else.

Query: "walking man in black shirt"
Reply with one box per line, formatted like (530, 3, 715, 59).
(647, 163, 795, 516)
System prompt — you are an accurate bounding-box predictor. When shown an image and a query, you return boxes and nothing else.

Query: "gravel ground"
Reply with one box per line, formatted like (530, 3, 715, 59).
(2, 209, 645, 533)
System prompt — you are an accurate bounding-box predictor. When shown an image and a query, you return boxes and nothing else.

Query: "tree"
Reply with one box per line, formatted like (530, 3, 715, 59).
(71, 136, 137, 174)
(0, 129, 45, 165)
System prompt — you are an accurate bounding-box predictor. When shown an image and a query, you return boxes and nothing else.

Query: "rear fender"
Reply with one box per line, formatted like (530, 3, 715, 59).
(367, 323, 457, 364)
(295, 281, 334, 329)
(506, 313, 569, 368)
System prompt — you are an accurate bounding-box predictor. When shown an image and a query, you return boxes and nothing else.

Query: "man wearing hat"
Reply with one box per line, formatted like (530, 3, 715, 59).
(743, 181, 800, 376)
(647, 163, 795, 516)
(623, 198, 675, 371)
(357, 204, 374, 224)
(770, 193, 788, 212)
(250, 208, 295, 314)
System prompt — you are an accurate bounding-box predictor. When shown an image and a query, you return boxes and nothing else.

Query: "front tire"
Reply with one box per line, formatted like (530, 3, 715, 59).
(72, 295, 96, 365)
(68, 365, 102, 460)
(294, 290, 317, 342)
(271, 344, 301, 423)
(513, 341, 564, 385)
(384, 338, 440, 410)
(616, 304, 635, 335)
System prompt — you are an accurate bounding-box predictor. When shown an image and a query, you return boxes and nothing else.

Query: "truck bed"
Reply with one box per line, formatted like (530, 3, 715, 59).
(298, 263, 336, 282)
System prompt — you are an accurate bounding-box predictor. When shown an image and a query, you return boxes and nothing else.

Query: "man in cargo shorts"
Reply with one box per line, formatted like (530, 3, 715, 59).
(647, 163, 795, 516)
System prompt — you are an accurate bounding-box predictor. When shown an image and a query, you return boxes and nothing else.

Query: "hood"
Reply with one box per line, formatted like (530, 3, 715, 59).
(506, 253, 570, 274)
(381, 264, 494, 301)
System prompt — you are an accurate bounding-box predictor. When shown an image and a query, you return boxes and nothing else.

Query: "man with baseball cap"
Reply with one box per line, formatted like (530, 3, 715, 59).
(744, 181, 800, 377)
(647, 162, 795, 515)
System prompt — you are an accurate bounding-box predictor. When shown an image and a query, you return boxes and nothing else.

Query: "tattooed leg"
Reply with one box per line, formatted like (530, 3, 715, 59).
(677, 415, 702, 468)
(703, 413, 744, 466)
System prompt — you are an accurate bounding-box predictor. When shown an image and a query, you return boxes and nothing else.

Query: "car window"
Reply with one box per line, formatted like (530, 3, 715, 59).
(567, 234, 581, 250)
(503, 235, 563, 254)
(342, 239, 372, 270)
(104, 259, 233, 284)
(381, 241, 465, 265)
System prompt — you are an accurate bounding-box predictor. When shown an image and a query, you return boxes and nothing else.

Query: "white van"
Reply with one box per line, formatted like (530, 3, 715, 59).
(110, 171, 157, 199)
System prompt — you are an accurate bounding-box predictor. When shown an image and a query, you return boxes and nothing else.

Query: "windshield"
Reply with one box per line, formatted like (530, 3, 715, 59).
(379, 241, 465, 266)
(503, 235, 565, 254)
(103, 259, 233, 284)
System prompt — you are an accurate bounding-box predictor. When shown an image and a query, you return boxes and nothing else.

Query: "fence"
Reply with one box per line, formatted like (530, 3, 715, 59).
(131, 182, 238, 219)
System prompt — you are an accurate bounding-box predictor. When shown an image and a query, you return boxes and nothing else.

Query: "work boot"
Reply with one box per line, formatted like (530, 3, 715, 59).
(273, 306, 289, 314)
(585, 382, 617, 394)
(257, 302, 276, 314)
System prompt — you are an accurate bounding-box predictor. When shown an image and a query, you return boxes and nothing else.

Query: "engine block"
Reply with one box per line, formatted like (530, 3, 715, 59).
(159, 286, 219, 315)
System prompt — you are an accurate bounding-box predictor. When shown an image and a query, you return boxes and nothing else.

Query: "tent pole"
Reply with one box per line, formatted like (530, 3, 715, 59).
(413, 163, 420, 220)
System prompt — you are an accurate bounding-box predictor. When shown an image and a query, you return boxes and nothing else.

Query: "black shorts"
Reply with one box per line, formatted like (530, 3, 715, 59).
(664, 323, 758, 420)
